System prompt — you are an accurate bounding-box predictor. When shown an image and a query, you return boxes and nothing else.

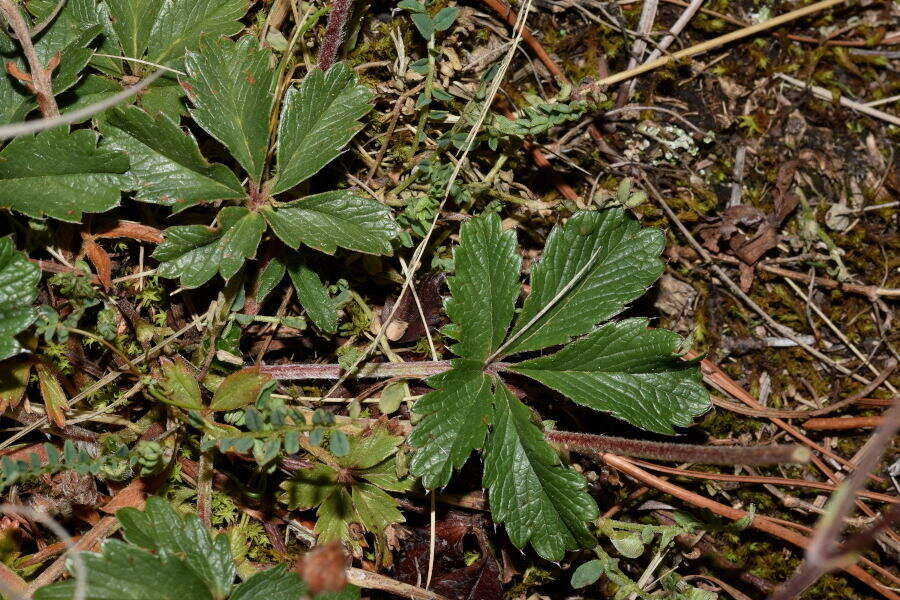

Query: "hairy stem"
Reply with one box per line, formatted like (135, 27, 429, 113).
(261, 359, 513, 380)
(317, 0, 353, 71)
(546, 430, 810, 466)
(262, 360, 810, 466)
(0, 0, 59, 117)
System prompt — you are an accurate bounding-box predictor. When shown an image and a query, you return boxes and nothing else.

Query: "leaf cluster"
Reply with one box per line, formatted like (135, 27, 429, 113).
(34, 496, 358, 600)
(279, 425, 413, 558)
(409, 209, 710, 559)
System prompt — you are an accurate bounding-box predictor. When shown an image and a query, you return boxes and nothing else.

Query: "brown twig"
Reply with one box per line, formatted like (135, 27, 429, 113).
(629, 459, 900, 505)
(803, 416, 885, 431)
(712, 358, 896, 419)
(0, 0, 59, 117)
(0, 561, 28, 600)
(770, 401, 900, 599)
(477, 0, 565, 80)
(345, 567, 450, 600)
(25, 516, 118, 594)
(600, 454, 899, 600)
(715, 254, 900, 300)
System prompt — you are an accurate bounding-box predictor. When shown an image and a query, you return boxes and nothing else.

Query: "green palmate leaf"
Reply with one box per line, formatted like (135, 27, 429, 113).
(0, 238, 40, 361)
(33, 497, 315, 600)
(105, 106, 244, 210)
(116, 497, 235, 598)
(154, 207, 265, 287)
(502, 209, 665, 356)
(342, 426, 405, 470)
(272, 63, 373, 195)
(182, 37, 275, 183)
(351, 483, 404, 536)
(262, 190, 398, 255)
(229, 566, 306, 600)
(0, 129, 129, 222)
(279, 427, 409, 543)
(281, 464, 340, 510)
(315, 487, 355, 542)
(29, 0, 101, 61)
(254, 258, 287, 303)
(483, 385, 598, 561)
(285, 252, 337, 333)
(408, 362, 493, 489)
(60, 73, 123, 114)
(512, 318, 710, 434)
(445, 212, 520, 361)
(82, 0, 248, 118)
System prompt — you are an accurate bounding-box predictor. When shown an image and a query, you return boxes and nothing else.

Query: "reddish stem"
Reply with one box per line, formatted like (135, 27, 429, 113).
(547, 430, 810, 466)
(317, 0, 353, 71)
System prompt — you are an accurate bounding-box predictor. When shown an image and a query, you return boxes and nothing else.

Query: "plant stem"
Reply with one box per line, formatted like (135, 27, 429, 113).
(546, 430, 810, 466)
(0, 0, 59, 117)
(317, 0, 353, 71)
(260, 360, 513, 380)
(410, 34, 435, 157)
(263, 360, 809, 466)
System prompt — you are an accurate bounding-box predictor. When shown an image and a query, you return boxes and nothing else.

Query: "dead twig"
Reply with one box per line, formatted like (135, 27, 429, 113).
(0, 68, 163, 140)
(770, 401, 900, 599)
(582, 0, 849, 89)
(629, 459, 900, 505)
(345, 567, 450, 600)
(803, 416, 885, 431)
(599, 455, 899, 600)
(776, 73, 900, 127)
(715, 254, 900, 300)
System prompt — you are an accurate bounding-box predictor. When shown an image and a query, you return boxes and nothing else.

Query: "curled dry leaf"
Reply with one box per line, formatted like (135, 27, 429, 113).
(93, 220, 165, 244)
(81, 236, 112, 289)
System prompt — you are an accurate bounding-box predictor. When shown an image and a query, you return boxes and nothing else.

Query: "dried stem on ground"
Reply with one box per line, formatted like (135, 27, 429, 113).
(770, 402, 900, 599)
